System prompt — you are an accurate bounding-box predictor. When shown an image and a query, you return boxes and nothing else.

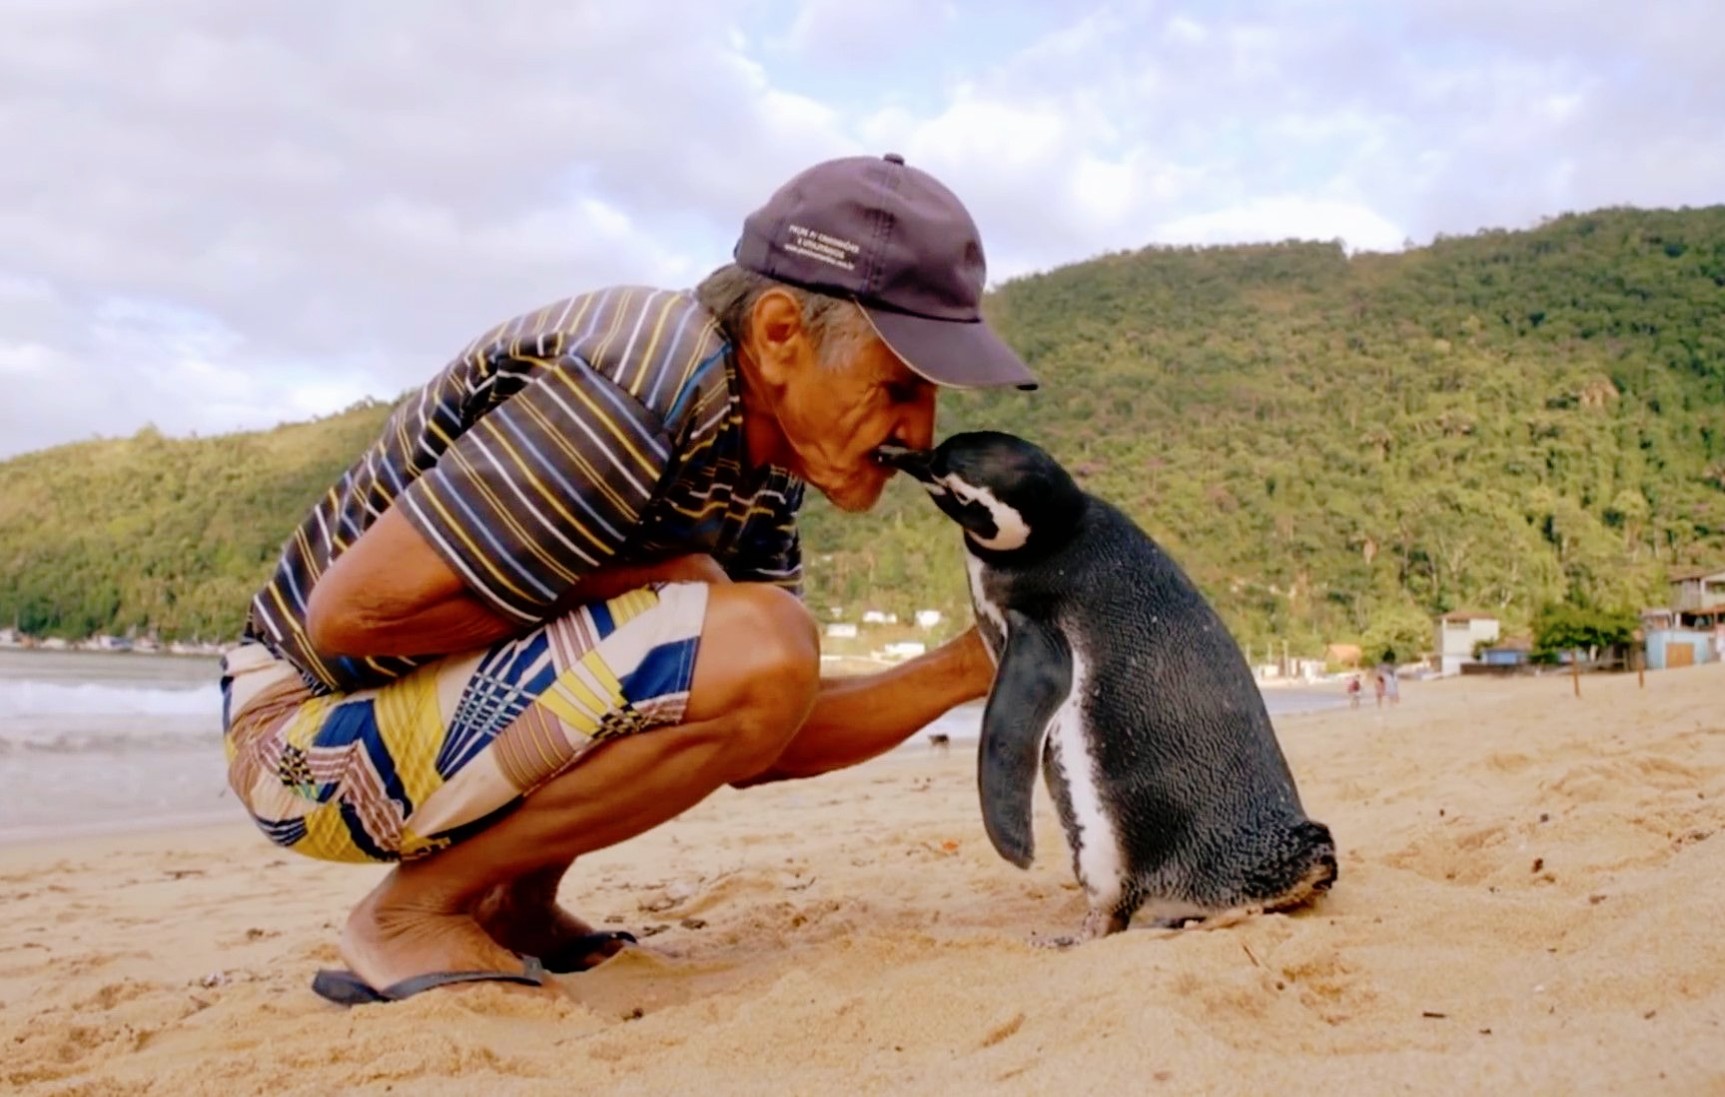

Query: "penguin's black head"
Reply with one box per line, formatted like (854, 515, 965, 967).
(874, 431, 1086, 556)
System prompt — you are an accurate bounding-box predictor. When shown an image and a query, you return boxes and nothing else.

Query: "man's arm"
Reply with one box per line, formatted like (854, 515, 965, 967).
(733, 626, 995, 785)
(305, 504, 512, 657)
(306, 503, 727, 658)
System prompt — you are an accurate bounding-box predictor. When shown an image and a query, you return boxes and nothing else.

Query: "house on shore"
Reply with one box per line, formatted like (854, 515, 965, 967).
(1477, 635, 1534, 669)
(1669, 566, 1725, 627)
(1644, 565, 1725, 669)
(1435, 611, 1500, 676)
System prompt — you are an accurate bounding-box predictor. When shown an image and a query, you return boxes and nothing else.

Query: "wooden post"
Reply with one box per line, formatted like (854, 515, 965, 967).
(1633, 629, 1645, 689)
(1571, 649, 1581, 698)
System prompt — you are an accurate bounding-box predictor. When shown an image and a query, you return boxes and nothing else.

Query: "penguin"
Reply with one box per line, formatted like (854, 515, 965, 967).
(876, 431, 1337, 940)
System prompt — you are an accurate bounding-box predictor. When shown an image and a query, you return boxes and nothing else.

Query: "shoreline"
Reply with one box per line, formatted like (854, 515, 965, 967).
(0, 809, 239, 851)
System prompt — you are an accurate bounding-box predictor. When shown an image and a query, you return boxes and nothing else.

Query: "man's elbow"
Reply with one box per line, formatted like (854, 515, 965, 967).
(304, 584, 368, 657)
(728, 767, 797, 791)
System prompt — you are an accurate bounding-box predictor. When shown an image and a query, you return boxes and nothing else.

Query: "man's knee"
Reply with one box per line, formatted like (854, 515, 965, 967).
(691, 583, 819, 769)
(706, 583, 819, 710)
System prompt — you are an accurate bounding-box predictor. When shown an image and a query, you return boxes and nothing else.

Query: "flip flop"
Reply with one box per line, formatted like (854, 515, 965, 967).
(541, 930, 637, 974)
(310, 955, 548, 1006)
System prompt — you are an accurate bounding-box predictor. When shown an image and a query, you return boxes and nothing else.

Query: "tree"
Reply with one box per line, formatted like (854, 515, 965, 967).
(1531, 604, 1639, 663)
(1361, 603, 1432, 665)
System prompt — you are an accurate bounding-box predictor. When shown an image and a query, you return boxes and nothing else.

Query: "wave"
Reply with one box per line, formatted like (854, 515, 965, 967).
(0, 678, 221, 718)
(0, 725, 222, 755)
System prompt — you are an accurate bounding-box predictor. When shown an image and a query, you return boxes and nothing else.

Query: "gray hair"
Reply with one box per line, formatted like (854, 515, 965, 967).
(693, 263, 873, 370)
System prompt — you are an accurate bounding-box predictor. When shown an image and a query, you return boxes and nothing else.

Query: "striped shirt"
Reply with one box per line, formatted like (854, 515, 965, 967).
(245, 287, 803, 695)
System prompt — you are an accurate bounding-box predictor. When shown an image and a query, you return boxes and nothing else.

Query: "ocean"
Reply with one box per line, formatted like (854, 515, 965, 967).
(0, 649, 230, 842)
(0, 649, 1345, 843)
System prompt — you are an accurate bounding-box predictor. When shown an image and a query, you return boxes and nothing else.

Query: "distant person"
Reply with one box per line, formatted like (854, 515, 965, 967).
(1346, 675, 1362, 709)
(1382, 663, 1400, 705)
(220, 154, 1035, 1004)
(1374, 669, 1386, 708)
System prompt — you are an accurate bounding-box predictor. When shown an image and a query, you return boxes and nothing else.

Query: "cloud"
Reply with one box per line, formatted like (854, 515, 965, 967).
(1, 0, 1720, 455)
(860, 0, 1725, 272)
(780, 0, 960, 64)
(1157, 198, 1407, 253)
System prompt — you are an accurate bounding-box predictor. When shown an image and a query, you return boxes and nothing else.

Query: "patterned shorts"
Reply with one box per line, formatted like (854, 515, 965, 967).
(221, 582, 708, 864)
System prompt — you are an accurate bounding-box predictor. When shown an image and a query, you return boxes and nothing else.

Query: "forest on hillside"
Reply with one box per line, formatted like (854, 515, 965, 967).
(2, 206, 1722, 658)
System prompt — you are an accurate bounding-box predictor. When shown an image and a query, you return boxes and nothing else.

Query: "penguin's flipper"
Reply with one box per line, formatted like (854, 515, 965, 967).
(978, 609, 1072, 869)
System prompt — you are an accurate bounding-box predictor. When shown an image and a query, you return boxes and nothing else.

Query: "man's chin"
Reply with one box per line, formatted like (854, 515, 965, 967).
(813, 470, 889, 514)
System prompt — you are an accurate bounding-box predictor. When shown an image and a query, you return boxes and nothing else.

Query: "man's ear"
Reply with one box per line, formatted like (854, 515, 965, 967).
(748, 289, 809, 385)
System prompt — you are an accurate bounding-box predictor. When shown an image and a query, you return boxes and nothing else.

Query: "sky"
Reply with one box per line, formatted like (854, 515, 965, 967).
(2, 0, 1721, 458)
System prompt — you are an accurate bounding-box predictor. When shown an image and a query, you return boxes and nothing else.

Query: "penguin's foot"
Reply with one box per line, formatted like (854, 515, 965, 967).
(1084, 907, 1130, 938)
(1147, 913, 1206, 930)
(1029, 906, 1130, 948)
(1146, 904, 1263, 931)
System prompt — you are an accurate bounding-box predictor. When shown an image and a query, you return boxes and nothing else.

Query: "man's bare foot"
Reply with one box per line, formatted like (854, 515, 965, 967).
(339, 871, 541, 993)
(474, 868, 632, 972)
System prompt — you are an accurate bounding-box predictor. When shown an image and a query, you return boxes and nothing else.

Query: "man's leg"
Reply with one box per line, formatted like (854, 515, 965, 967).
(338, 583, 819, 990)
(472, 860, 612, 969)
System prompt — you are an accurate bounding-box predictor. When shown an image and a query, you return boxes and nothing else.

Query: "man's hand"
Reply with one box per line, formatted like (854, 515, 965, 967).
(946, 625, 997, 699)
(554, 553, 730, 609)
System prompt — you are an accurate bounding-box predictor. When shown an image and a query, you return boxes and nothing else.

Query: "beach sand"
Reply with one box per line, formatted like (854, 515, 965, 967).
(3, 664, 1722, 1095)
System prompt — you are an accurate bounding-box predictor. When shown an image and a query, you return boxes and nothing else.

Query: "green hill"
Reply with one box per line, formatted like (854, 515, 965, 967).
(4, 206, 1722, 657)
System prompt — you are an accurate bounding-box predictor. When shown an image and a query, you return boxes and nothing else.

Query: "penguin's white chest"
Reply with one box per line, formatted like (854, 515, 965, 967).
(965, 550, 1127, 912)
(965, 552, 1008, 663)
(1042, 645, 1126, 912)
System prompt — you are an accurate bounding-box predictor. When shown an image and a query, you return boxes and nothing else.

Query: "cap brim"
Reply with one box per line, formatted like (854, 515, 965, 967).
(861, 306, 1038, 391)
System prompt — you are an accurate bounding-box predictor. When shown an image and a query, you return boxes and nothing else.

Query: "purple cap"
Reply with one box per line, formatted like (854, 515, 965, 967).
(734, 153, 1038, 390)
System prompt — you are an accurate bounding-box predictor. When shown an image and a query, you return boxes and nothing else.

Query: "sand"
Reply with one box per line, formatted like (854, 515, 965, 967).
(3, 663, 1722, 1096)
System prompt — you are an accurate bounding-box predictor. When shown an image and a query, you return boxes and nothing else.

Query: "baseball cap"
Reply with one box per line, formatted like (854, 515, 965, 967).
(733, 153, 1038, 390)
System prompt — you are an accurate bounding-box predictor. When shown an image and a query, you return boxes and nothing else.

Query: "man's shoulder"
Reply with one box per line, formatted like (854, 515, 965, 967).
(470, 286, 728, 426)
(463, 286, 717, 355)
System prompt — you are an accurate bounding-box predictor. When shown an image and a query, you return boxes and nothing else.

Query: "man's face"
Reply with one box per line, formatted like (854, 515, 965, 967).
(775, 326, 939, 513)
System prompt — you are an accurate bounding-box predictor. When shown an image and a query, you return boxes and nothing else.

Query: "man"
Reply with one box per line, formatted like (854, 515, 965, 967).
(221, 153, 1039, 1004)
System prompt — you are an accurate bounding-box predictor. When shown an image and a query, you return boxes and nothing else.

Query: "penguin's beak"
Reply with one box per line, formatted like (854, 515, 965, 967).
(872, 444, 935, 483)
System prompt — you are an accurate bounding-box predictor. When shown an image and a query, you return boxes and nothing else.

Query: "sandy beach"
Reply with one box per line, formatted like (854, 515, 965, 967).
(3, 663, 1722, 1095)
